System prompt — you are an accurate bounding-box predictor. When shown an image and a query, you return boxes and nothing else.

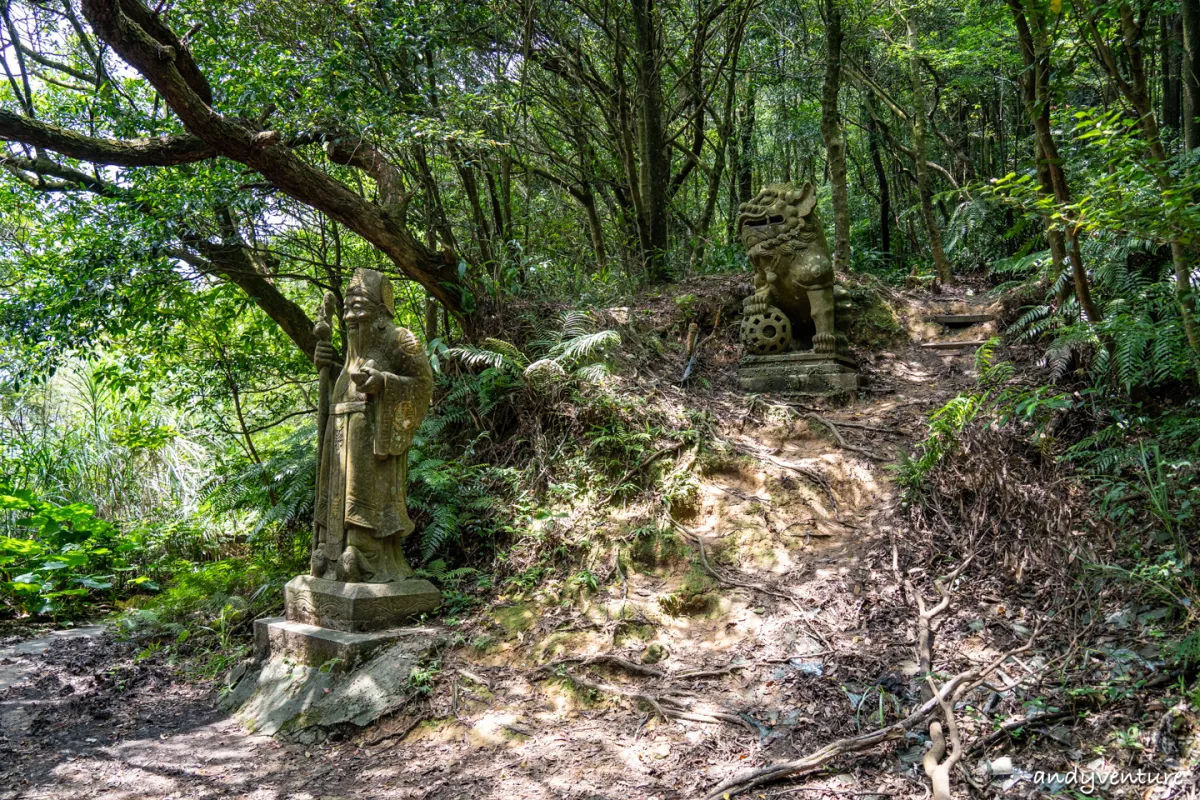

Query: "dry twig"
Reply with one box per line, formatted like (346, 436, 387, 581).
(702, 635, 1038, 800)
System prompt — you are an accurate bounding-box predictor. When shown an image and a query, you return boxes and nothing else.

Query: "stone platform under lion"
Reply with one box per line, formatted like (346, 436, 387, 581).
(739, 351, 863, 394)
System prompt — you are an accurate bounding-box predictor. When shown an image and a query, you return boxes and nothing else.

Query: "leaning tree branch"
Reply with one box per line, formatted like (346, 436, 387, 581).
(172, 241, 321, 359)
(0, 109, 214, 166)
(0, 154, 117, 195)
(78, 0, 468, 317)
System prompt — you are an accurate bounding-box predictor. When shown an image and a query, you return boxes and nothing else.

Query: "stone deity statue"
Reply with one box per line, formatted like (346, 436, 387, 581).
(311, 268, 433, 583)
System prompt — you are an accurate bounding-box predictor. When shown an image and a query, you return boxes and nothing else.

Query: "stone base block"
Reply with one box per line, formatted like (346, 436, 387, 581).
(253, 617, 431, 671)
(226, 622, 444, 741)
(285, 575, 440, 632)
(740, 351, 863, 394)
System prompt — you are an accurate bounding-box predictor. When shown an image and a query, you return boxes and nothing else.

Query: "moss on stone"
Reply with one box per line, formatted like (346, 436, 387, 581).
(840, 284, 905, 351)
(613, 621, 656, 645)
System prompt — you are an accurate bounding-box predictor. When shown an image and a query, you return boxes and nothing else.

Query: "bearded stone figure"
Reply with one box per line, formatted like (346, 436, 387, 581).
(310, 268, 433, 584)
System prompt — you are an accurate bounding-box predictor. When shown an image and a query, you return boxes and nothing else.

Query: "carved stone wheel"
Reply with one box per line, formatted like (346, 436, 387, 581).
(741, 306, 793, 355)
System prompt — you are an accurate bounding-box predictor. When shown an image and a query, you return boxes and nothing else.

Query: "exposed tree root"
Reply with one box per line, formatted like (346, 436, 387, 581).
(671, 519, 832, 649)
(365, 706, 428, 747)
(602, 441, 685, 504)
(801, 412, 885, 461)
(922, 677, 962, 800)
(905, 558, 971, 800)
(722, 439, 840, 518)
(540, 654, 667, 679)
(535, 662, 755, 731)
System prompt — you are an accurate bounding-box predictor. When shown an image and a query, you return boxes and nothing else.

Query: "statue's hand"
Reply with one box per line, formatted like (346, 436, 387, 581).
(314, 340, 335, 369)
(351, 366, 385, 395)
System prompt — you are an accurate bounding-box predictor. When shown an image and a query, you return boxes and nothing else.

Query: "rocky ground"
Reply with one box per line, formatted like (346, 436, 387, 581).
(0, 287, 1182, 799)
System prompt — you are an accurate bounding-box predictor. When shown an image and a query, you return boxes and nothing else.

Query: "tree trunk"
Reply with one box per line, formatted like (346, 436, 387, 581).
(737, 82, 756, 205)
(631, 0, 671, 282)
(689, 8, 746, 271)
(1113, 5, 1200, 352)
(1008, 0, 1101, 322)
(1164, 14, 1183, 132)
(820, 0, 851, 271)
(1184, 0, 1200, 147)
(424, 296, 438, 342)
(905, 13, 952, 284)
(453, 149, 496, 269)
(865, 96, 891, 266)
(580, 188, 608, 268)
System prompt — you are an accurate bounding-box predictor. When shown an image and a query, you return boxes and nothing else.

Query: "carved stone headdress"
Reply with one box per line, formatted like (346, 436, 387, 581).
(346, 268, 395, 317)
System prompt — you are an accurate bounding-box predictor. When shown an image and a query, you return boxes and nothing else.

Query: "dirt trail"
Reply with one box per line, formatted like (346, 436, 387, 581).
(1, 293, 993, 800)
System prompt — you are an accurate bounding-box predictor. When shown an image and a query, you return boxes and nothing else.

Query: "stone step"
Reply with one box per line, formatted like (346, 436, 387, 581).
(921, 340, 987, 351)
(925, 314, 995, 326)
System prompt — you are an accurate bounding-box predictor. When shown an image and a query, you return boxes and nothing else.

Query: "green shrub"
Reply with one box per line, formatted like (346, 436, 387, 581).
(0, 488, 157, 619)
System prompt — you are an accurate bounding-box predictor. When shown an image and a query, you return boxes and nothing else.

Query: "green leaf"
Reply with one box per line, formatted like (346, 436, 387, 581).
(75, 576, 113, 590)
(0, 536, 43, 555)
(55, 551, 90, 568)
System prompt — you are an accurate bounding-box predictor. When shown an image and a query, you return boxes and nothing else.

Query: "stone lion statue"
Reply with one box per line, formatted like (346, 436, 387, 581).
(737, 182, 841, 356)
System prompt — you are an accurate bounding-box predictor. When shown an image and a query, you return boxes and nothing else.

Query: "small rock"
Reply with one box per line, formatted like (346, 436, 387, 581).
(987, 756, 1013, 776)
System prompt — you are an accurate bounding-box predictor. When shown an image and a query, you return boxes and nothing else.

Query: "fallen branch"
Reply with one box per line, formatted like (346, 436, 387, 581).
(703, 634, 1037, 799)
(964, 708, 1075, 756)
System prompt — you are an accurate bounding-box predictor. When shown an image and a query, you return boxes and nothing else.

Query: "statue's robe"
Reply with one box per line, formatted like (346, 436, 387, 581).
(314, 324, 432, 581)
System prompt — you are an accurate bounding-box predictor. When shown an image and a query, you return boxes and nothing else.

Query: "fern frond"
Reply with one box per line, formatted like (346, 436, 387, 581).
(550, 330, 620, 365)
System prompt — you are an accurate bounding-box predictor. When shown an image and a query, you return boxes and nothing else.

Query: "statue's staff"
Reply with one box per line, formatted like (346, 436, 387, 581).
(311, 292, 337, 569)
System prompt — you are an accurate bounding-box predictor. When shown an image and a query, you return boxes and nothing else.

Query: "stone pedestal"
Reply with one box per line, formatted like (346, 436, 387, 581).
(253, 617, 432, 672)
(739, 351, 863, 394)
(285, 575, 440, 632)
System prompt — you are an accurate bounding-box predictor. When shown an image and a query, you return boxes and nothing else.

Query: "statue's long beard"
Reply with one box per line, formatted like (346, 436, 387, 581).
(345, 324, 374, 366)
(345, 317, 389, 366)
